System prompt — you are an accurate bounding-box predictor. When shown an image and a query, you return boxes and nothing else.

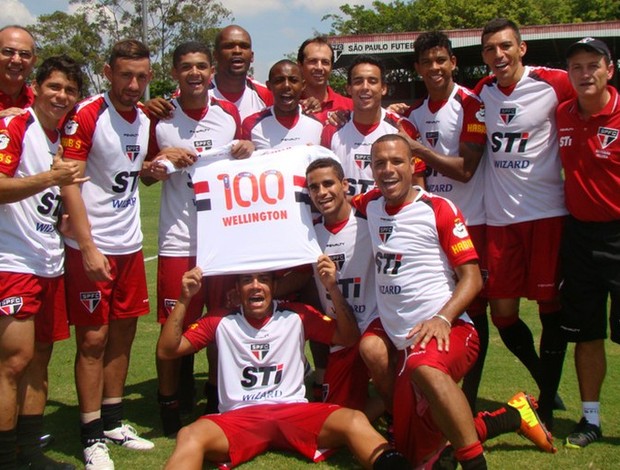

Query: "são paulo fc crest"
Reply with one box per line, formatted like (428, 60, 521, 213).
(64, 120, 78, 136)
(0, 131, 10, 150)
(251, 343, 270, 361)
(354, 153, 372, 169)
(193, 140, 212, 153)
(499, 108, 516, 124)
(164, 298, 177, 315)
(80, 291, 101, 313)
(329, 253, 346, 271)
(379, 226, 393, 243)
(597, 127, 618, 149)
(0, 296, 23, 316)
(425, 131, 439, 148)
(125, 145, 141, 162)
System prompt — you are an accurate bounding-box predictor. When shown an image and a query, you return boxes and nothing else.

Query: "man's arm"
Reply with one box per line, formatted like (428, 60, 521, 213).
(0, 147, 87, 203)
(316, 254, 360, 347)
(157, 267, 202, 360)
(407, 260, 482, 352)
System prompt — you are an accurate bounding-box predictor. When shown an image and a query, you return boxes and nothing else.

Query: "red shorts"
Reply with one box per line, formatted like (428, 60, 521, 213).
(0, 272, 69, 343)
(65, 247, 150, 326)
(202, 402, 340, 468)
(157, 256, 206, 328)
(323, 318, 389, 410)
(486, 217, 564, 301)
(467, 224, 488, 316)
(393, 320, 479, 466)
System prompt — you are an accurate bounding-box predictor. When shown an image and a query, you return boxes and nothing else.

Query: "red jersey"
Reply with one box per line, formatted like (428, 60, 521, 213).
(306, 86, 353, 125)
(0, 84, 34, 111)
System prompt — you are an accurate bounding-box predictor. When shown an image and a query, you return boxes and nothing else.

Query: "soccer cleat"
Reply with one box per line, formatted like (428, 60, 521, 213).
(84, 442, 114, 470)
(565, 418, 602, 449)
(103, 424, 154, 451)
(507, 392, 556, 453)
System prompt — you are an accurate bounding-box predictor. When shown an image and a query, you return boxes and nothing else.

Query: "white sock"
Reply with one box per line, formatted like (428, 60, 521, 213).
(582, 401, 600, 427)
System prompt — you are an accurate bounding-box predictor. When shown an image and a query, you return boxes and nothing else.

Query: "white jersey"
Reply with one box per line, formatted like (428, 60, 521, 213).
(353, 188, 478, 350)
(476, 66, 573, 225)
(242, 106, 323, 149)
(62, 93, 150, 254)
(183, 301, 335, 412)
(0, 109, 64, 276)
(406, 85, 487, 226)
(210, 76, 273, 121)
(154, 97, 240, 256)
(314, 210, 378, 333)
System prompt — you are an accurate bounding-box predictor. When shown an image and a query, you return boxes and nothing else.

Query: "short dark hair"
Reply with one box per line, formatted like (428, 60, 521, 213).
(481, 18, 522, 44)
(0, 25, 36, 53)
(268, 59, 300, 81)
(347, 55, 385, 85)
(297, 36, 334, 65)
(413, 31, 453, 63)
(305, 157, 345, 181)
(371, 134, 413, 158)
(108, 39, 150, 67)
(172, 41, 212, 68)
(35, 55, 83, 95)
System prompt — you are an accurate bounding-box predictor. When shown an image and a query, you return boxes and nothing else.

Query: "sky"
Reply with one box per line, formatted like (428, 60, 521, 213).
(3, 0, 374, 82)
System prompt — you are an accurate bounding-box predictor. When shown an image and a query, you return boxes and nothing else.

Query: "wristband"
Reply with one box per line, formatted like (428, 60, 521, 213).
(433, 314, 452, 327)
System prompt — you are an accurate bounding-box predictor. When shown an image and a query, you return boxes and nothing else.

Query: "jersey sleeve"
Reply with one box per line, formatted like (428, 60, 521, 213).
(0, 115, 27, 177)
(350, 188, 382, 216)
(182, 313, 225, 351)
(459, 92, 487, 146)
(213, 97, 243, 139)
(430, 195, 479, 267)
(61, 100, 100, 161)
(320, 124, 338, 149)
(284, 301, 336, 344)
(535, 68, 575, 104)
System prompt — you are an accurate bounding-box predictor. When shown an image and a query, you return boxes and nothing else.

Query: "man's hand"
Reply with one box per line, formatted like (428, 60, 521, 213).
(407, 315, 451, 352)
(81, 245, 112, 282)
(180, 267, 203, 302)
(316, 254, 338, 291)
(145, 97, 175, 120)
(387, 102, 408, 116)
(326, 109, 350, 127)
(0, 107, 27, 119)
(300, 96, 322, 115)
(50, 147, 90, 187)
(230, 140, 255, 159)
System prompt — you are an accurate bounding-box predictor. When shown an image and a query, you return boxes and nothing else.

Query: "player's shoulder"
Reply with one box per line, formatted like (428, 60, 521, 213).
(246, 77, 273, 103)
(472, 75, 497, 95)
(454, 85, 482, 104)
(210, 95, 241, 118)
(73, 93, 106, 114)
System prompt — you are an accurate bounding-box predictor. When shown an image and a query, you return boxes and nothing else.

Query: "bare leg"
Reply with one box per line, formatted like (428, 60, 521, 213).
(74, 325, 108, 413)
(359, 334, 394, 414)
(165, 419, 230, 470)
(19, 341, 53, 416)
(575, 340, 606, 402)
(103, 318, 137, 400)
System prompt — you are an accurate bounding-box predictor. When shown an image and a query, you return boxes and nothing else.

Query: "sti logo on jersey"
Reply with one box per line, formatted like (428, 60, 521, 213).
(499, 108, 517, 125)
(164, 298, 177, 315)
(354, 153, 371, 169)
(598, 127, 618, 149)
(251, 343, 270, 361)
(125, 145, 140, 162)
(329, 253, 346, 271)
(379, 226, 393, 243)
(80, 291, 101, 313)
(194, 139, 213, 153)
(425, 131, 439, 148)
(0, 296, 23, 316)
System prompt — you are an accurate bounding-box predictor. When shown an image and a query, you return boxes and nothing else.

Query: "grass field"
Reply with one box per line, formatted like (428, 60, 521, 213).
(42, 182, 620, 469)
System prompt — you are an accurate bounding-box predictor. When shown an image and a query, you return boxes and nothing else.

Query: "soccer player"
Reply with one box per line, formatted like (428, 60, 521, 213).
(297, 36, 353, 125)
(242, 60, 323, 149)
(556, 37, 618, 448)
(0, 25, 36, 116)
(474, 18, 574, 426)
(61, 40, 155, 469)
(321, 55, 425, 197)
(351, 134, 555, 468)
(397, 31, 488, 411)
(0, 55, 83, 470)
(306, 158, 395, 420)
(143, 41, 252, 436)
(157, 266, 410, 470)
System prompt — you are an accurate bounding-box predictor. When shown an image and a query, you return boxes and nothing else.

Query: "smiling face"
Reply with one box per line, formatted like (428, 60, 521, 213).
(172, 52, 212, 103)
(267, 62, 304, 116)
(306, 165, 350, 223)
(415, 46, 456, 99)
(347, 62, 386, 115)
(0, 27, 36, 92)
(299, 42, 333, 90)
(481, 27, 526, 87)
(33, 70, 80, 130)
(567, 49, 613, 101)
(237, 272, 275, 320)
(215, 26, 253, 78)
(371, 137, 417, 207)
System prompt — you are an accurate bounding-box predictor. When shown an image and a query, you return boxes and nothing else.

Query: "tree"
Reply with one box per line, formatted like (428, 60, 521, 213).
(30, 0, 232, 95)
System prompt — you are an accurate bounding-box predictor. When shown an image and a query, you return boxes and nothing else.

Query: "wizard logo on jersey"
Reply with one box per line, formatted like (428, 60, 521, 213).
(425, 131, 439, 148)
(499, 108, 517, 125)
(164, 298, 177, 315)
(354, 153, 371, 169)
(80, 291, 101, 313)
(379, 226, 393, 243)
(329, 253, 346, 271)
(597, 127, 618, 149)
(125, 145, 141, 162)
(251, 343, 270, 361)
(194, 139, 212, 153)
(0, 296, 23, 316)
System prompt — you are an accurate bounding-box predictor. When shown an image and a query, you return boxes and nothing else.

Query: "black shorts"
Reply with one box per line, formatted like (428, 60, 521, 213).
(560, 216, 620, 344)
